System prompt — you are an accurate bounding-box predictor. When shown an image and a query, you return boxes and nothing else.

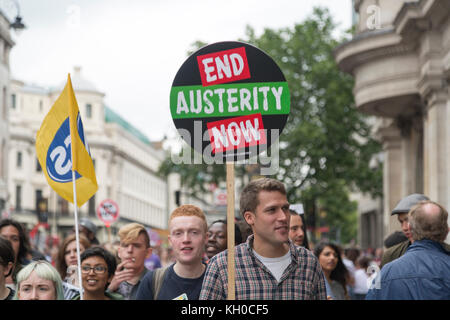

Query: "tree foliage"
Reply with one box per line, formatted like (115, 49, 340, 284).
(159, 7, 382, 243)
(242, 7, 382, 243)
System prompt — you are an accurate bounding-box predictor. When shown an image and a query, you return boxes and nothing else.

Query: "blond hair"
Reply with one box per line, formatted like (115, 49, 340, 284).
(118, 223, 150, 248)
(14, 260, 64, 300)
(169, 204, 207, 233)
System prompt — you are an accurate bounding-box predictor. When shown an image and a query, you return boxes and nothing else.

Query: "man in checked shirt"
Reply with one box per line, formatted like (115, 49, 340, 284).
(200, 178, 327, 300)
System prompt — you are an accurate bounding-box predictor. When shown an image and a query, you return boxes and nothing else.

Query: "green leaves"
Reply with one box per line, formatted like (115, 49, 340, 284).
(159, 7, 382, 243)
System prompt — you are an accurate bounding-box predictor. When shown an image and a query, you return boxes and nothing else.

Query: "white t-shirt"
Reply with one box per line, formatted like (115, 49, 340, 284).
(353, 269, 369, 294)
(343, 258, 356, 276)
(253, 250, 292, 282)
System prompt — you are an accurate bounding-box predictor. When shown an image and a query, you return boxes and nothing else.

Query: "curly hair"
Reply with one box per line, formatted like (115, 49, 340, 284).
(81, 246, 117, 279)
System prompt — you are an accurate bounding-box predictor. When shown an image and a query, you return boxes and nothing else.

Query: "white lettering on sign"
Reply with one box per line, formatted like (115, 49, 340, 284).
(227, 88, 238, 113)
(197, 46, 251, 86)
(227, 122, 241, 146)
(177, 91, 189, 114)
(211, 125, 229, 149)
(175, 86, 284, 116)
(202, 53, 246, 83)
(240, 119, 262, 142)
(230, 53, 244, 75)
(202, 58, 216, 83)
(211, 116, 262, 149)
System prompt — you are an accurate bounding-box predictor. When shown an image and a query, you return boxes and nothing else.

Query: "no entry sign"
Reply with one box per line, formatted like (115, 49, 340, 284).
(97, 199, 119, 227)
(170, 41, 290, 162)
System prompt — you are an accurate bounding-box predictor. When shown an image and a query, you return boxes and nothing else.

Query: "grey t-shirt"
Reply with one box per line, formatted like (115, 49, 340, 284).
(329, 279, 347, 300)
(117, 269, 149, 300)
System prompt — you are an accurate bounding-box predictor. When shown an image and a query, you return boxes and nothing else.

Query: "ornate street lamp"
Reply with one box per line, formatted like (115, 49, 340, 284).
(1, 0, 26, 33)
(10, 14, 25, 31)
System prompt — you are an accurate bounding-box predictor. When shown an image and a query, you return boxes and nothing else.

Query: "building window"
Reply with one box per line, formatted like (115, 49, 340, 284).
(2, 86, 6, 120)
(3, 44, 8, 65)
(88, 195, 96, 217)
(35, 189, 43, 213)
(11, 94, 16, 109)
(16, 151, 22, 168)
(0, 140, 4, 179)
(59, 196, 69, 216)
(86, 104, 92, 118)
(36, 158, 42, 172)
(15, 185, 22, 211)
(35, 189, 42, 201)
(39, 100, 43, 113)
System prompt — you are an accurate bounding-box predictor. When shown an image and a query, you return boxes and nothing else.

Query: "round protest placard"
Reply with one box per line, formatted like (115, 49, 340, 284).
(97, 199, 119, 227)
(170, 41, 290, 162)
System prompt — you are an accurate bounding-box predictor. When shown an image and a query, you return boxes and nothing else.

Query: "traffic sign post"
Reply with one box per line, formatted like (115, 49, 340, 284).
(170, 41, 289, 300)
(97, 199, 119, 245)
(97, 199, 119, 227)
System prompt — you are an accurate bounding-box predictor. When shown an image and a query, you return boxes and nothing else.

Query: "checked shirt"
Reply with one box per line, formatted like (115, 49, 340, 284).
(199, 235, 327, 300)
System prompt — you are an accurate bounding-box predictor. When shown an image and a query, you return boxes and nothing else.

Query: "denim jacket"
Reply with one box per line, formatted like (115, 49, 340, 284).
(366, 239, 450, 300)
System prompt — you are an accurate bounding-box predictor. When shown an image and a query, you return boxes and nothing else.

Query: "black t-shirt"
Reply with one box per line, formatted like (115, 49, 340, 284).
(136, 264, 205, 300)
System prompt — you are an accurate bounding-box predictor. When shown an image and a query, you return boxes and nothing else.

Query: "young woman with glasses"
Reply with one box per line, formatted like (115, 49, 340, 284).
(72, 247, 123, 300)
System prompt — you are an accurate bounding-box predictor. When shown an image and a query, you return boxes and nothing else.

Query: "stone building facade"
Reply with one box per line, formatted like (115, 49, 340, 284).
(7, 67, 173, 242)
(335, 0, 450, 242)
(0, 11, 14, 217)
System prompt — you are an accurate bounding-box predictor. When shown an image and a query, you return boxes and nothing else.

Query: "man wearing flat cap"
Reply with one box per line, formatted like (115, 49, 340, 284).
(366, 200, 450, 299)
(77, 218, 100, 246)
(380, 193, 450, 268)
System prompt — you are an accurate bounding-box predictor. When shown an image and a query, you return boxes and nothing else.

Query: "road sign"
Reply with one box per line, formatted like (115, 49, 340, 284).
(213, 188, 227, 206)
(290, 203, 304, 215)
(170, 41, 290, 162)
(97, 199, 119, 227)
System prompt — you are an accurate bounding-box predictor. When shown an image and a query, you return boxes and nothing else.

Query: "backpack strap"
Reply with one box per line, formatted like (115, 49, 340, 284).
(152, 266, 169, 300)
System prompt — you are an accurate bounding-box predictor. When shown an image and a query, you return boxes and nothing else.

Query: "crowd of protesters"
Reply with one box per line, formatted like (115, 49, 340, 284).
(0, 179, 448, 300)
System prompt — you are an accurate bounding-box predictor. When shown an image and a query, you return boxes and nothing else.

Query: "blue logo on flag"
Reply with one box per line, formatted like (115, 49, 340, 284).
(46, 115, 90, 183)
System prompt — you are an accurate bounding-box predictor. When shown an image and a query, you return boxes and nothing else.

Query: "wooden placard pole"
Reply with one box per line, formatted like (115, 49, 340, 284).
(226, 162, 235, 300)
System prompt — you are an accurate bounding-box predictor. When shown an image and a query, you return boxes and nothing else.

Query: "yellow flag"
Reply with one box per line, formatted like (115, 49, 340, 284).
(36, 74, 98, 207)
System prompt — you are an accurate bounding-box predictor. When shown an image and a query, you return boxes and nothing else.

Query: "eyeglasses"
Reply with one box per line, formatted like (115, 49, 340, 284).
(81, 265, 107, 274)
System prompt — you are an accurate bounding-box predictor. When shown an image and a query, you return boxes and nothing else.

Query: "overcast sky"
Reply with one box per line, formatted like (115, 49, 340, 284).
(9, 0, 352, 141)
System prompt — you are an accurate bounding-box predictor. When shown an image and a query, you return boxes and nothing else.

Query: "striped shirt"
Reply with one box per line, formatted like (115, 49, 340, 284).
(200, 235, 327, 300)
(62, 281, 81, 300)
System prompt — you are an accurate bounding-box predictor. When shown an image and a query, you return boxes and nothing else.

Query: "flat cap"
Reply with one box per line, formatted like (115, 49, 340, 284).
(391, 193, 430, 215)
(79, 218, 97, 234)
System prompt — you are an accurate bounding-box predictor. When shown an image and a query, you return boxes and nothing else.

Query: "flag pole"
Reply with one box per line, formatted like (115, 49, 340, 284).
(68, 74, 84, 300)
(71, 171, 83, 300)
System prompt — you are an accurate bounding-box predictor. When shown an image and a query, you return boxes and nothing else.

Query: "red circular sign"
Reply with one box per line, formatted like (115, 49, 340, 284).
(97, 199, 119, 227)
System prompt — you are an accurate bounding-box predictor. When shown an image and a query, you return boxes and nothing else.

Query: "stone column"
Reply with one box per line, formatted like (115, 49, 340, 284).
(423, 89, 449, 210)
(379, 121, 403, 236)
